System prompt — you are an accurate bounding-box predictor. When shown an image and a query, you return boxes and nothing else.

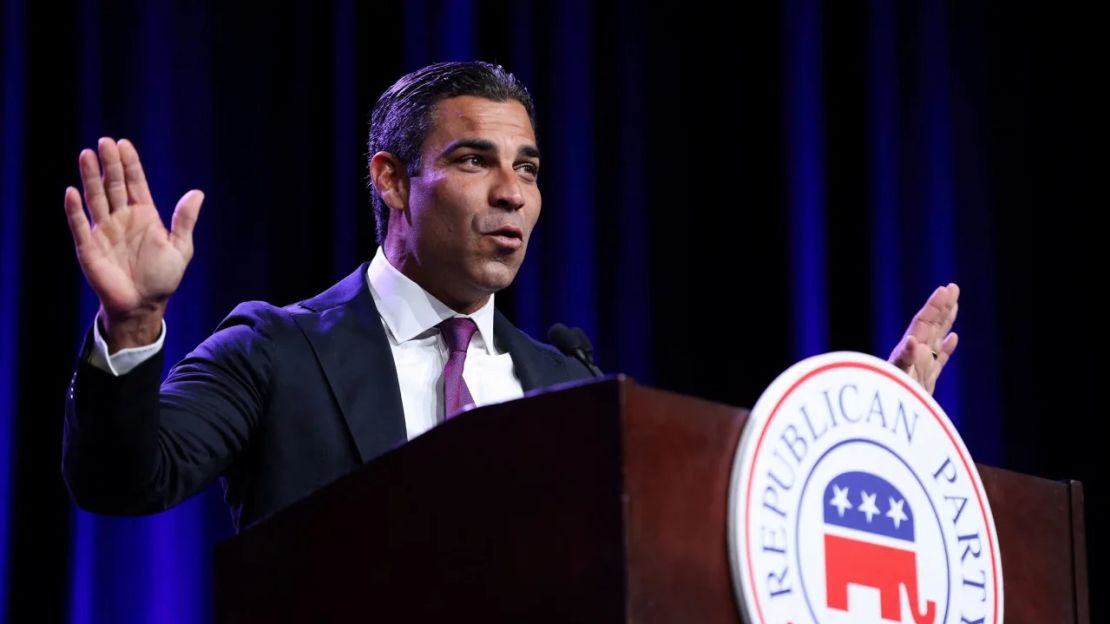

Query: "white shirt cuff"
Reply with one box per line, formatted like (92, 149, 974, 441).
(88, 312, 166, 376)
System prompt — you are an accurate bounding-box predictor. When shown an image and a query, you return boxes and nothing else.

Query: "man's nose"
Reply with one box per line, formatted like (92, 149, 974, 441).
(490, 166, 525, 210)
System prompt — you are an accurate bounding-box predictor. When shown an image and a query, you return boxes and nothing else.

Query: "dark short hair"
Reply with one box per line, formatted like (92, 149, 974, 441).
(367, 61, 537, 245)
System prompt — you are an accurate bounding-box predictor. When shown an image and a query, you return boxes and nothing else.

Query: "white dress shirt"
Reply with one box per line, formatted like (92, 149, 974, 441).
(89, 247, 525, 440)
(364, 247, 523, 438)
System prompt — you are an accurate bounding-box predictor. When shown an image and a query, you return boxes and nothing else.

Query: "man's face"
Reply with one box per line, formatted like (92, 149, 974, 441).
(394, 96, 541, 311)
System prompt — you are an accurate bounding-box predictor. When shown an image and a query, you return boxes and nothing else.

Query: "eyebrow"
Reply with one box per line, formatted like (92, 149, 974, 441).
(439, 139, 541, 161)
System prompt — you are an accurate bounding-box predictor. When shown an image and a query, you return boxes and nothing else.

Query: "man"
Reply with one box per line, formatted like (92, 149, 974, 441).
(61, 61, 959, 531)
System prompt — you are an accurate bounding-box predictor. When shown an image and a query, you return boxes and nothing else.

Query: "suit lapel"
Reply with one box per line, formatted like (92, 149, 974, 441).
(290, 265, 585, 462)
(493, 309, 578, 391)
(291, 263, 407, 464)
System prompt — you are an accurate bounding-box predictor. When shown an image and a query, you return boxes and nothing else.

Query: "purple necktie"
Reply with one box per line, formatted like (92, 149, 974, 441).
(438, 317, 478, 420)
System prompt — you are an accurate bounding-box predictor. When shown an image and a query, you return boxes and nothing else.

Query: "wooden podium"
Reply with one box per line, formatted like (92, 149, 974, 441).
(213, 377, 1089, 622)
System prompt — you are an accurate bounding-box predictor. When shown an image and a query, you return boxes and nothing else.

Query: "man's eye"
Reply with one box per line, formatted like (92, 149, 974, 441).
(460, 155, 483, 166)
(516, 163, 539, 177)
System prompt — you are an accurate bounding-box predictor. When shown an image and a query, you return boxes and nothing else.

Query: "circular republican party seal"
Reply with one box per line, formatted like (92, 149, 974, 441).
(728, 351, 1003, 624)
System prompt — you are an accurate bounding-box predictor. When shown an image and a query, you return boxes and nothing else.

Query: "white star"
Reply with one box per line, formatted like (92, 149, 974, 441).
(829, 485, 853, 517)
(830, 481, 852, 515)
(886, 497, 908, 529)
(858, 490, 880, 523)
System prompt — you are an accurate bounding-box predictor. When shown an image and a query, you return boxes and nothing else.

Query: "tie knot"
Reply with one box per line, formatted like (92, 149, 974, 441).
(438, 317, 478, 354)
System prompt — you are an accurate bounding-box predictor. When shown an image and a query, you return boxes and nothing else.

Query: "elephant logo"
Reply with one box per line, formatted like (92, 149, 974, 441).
(822, 471, 936, 624)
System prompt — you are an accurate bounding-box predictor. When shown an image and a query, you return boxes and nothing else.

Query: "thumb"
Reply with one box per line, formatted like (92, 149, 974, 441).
(170, 189, 204, 258)
(889, 335, 918, 371)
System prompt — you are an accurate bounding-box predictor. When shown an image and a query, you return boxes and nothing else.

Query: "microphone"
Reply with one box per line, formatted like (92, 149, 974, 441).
(547, 323, 604, 378)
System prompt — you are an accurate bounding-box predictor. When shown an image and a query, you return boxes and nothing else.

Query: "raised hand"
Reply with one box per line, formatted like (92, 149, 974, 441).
(888, 283, 960, 395)
(63, 137, 204, 350)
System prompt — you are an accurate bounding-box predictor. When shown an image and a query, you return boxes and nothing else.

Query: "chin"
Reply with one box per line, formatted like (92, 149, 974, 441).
(470, 261, 520, 293)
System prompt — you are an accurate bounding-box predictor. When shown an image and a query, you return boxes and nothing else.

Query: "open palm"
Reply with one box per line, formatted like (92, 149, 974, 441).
(888, 283, 960, 395)
(63, 138, 203, 317)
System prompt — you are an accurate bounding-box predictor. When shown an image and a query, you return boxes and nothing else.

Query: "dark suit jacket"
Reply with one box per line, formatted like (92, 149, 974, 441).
(62, 262, 592, 530)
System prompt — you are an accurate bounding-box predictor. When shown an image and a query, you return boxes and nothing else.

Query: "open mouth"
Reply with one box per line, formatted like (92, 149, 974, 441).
(485, 225, 524, 250)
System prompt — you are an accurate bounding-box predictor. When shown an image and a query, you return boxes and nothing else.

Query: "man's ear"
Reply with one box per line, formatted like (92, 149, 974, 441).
(370, 152, 409, 212)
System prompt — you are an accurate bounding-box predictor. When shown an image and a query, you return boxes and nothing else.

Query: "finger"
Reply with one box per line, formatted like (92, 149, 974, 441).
(63, 186, 92, 247)
(905, 288, 943, 338)
(117, 138, 154, 205)
(170, 190, 204, 258)
(924, 332, 959, 383)
(940, 332, 959, 359)
(941, 301, 959, 334)
(922, 284, 952, 320)
(938, 283, 958, 317)
(79, 148, 109, 224)
(910, 284, 958, 343)
(98, 137, 129, 211)
(929, 286, 959, 339)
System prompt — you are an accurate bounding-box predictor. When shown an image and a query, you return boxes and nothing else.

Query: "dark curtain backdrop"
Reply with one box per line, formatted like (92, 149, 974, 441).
(1, 1, 1104, 621)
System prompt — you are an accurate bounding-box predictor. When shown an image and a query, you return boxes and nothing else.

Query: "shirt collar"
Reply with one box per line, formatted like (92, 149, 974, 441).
(366, 247, 497, 354)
